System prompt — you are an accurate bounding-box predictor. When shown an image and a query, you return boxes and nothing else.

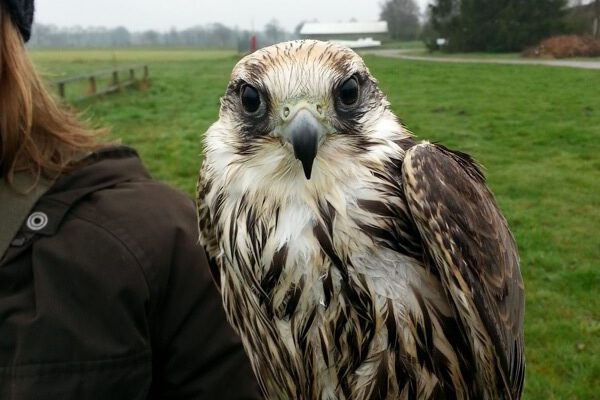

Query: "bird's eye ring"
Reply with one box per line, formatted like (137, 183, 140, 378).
(338, 76, 359, 106)
(241, 84, 261, 113)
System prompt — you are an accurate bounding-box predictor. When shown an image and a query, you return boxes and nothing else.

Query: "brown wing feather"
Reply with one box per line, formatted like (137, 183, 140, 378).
(402, 143, 525, 399)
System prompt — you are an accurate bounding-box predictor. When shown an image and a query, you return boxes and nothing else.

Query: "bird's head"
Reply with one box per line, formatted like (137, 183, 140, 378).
(205, 40, 403, 188)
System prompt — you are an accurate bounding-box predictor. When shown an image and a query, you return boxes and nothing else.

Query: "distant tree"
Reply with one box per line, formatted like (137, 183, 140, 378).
(210, 23, 234, 47)
(572, 0, 600, 38)
(380, 0, 421, 40)
(594, 0, 600, 37)
(164, 28, 180, 46)
(111, 27, 131, 47)
(141, 30, 160, 46)
(427, 0, 460, 47)
(428, 0, 568, 52)
(562, 0, 593, 34)
(264, 19, 285, 44)
(28, 21, 291, 49)
(179, 26, 206, 46)
(294, 21, 305, 38)
(421, 14, 441, 51)
(294, 19, 319, 39)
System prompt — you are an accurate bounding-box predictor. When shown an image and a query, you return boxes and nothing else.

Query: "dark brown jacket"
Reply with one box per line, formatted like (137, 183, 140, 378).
(0, 146, 260, 399)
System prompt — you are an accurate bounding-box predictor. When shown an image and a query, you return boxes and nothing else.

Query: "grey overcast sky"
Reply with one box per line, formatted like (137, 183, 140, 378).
(35, 0, 432, 32)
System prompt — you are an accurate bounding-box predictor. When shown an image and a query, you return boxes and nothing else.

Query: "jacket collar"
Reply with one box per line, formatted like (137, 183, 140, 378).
(1, 145, 150, 264)
(1, 146, 151, 264)
(0, 174, 53, 259)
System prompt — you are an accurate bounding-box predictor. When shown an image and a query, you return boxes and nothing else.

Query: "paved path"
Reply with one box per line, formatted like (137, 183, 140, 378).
(360, 49, 600, 70)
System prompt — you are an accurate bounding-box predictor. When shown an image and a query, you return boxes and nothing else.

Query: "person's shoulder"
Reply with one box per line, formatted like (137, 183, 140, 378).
(61, 145, 198, 237)
(59, 146, 203, 273)
(80, 175, 199, 252)
(99, 178, 196, 227)
(70, 166, 205, 296)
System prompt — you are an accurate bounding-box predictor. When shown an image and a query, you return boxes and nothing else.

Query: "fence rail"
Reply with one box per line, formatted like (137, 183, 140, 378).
(53, 65, 149, 101)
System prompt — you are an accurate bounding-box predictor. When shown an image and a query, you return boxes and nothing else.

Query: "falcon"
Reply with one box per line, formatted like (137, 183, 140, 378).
(197, 40, 524, 399)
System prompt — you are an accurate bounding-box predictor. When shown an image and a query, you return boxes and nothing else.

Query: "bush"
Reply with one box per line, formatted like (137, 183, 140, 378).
(523, 35, 600, 58)
(428, 0, 568, 53)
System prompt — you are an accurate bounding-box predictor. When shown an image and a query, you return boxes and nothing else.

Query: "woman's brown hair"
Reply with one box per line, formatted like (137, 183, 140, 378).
(0, 6, 104, 188)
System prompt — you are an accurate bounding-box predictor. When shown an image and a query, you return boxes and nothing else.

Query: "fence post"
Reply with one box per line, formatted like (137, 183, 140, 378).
(112, 70, 120, 91)
(89, 76, 97, 96)
(54, 65, 149, 101)
(58, 82, 65, 99)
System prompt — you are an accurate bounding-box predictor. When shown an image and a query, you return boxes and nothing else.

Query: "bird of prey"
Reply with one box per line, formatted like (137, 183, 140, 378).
(197, 40, 524, 400)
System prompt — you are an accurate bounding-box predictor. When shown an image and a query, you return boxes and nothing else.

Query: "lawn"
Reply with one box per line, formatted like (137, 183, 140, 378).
(379, 40, 426, 50)
(29, 48, 600, 399)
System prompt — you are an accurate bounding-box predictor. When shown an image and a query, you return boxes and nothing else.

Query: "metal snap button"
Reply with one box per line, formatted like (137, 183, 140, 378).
(26, 211, 48, 231)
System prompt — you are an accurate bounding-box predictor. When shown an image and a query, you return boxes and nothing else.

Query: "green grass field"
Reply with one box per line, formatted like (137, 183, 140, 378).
(29, 48, 600, 399)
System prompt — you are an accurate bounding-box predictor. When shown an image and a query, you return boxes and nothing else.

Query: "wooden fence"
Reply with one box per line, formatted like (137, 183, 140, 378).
(54, 65, 149, 101)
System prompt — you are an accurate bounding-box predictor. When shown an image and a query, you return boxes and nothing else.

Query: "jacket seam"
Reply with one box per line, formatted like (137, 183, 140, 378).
(60, 211, 154, 298)
(0, 351, 151, 376)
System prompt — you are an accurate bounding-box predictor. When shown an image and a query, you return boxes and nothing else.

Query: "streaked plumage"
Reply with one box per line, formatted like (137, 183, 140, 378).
(197, 40, 524, 399)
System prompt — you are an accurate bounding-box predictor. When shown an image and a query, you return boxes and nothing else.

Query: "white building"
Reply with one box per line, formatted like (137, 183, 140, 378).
(299, 21, 389, 48)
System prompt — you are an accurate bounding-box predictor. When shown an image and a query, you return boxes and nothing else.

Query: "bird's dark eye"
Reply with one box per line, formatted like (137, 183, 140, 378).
(241, 84, 261, 113)
(338, 76, 359, 106)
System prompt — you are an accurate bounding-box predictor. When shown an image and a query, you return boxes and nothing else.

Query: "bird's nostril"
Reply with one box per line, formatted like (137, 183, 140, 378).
(283, 106, 290, 118)
(316, 104, 323, 115)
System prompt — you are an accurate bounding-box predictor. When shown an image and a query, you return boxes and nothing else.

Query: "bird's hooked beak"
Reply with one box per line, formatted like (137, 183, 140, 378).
(279, 101, 326, 180)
